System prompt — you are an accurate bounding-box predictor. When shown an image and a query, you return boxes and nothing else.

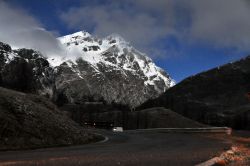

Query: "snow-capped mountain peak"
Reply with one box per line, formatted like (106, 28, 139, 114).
(0, 30, 174, 107)
(105, 33, 132, 50)
(54, 31, 174, 87)
(58, 31, 91, 44)
(46, 30, 175, 107)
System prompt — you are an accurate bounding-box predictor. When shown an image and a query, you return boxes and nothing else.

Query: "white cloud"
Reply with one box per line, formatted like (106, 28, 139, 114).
(60, 0, 177, 56)
(1, 0, 250, 59)
(186, 0, 250, 50)
(60, 0, 250, 57)
(0, 1, 64, 56)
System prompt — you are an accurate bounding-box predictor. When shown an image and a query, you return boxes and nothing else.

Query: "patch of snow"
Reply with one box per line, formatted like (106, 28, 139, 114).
(5, 52, 17, 63)
(47, 55, 66, 67)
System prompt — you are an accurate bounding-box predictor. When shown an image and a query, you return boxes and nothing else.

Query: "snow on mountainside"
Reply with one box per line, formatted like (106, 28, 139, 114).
(0, 31, 175, 108)
(53, 31, 175, 89)
(48, 31, 175, 108)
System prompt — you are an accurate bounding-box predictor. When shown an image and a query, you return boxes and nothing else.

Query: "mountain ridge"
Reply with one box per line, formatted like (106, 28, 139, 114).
(138, 55, 250, 129)
(53, 31, 175, 88)
(0, 30, 174, 108)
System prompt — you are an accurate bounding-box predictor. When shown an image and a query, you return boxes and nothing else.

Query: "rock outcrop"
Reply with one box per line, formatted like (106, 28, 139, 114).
(0, 42, 54, 95)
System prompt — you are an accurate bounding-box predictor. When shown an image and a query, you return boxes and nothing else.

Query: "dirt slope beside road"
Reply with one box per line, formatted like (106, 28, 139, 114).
(0, 87, 101, 150)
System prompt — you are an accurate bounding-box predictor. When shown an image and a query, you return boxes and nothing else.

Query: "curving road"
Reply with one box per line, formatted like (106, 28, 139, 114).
(0, 129, 232, 166)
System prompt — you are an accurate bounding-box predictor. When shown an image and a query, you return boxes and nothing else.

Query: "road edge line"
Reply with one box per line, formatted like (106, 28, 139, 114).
(93, 133, 109, 144)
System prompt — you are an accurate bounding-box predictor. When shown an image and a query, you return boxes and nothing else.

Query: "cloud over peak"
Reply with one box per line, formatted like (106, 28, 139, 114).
(60, 0, 250, 57)
(59, 0, 177, 57)
(0, 1, 63, 56)
(1, 0, 250, 59)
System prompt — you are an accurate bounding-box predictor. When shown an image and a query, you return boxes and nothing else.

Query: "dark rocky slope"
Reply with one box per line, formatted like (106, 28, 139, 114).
(0, 42, 54, 95)
(0, 87, 101, 150)
(139, 56, 250, 130)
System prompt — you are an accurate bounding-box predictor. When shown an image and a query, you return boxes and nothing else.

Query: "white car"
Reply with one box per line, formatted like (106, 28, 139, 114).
(112, 127, 123, 132)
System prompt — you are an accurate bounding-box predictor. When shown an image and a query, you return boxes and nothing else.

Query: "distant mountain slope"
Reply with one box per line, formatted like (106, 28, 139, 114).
(0, 30, 174, 108)
(139, 56, 250, 129)
(0, 87, 100, 150)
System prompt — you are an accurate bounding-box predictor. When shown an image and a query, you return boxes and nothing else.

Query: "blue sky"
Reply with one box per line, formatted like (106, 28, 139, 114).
(1, 0, 249, 82)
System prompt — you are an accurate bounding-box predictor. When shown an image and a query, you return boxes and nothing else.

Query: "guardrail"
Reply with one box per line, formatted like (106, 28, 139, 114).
(125, 127, 232, 135)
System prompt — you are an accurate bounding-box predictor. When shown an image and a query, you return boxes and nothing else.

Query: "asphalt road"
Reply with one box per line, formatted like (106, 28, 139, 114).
(0, 129, 232, 166)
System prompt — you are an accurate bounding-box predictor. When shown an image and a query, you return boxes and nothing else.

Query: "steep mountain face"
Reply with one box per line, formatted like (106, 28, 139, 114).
(139, 56, 250, 129)
(50, 31, 174, 108)
(0, 42, 54, 95)
(0, 31, 174, 108)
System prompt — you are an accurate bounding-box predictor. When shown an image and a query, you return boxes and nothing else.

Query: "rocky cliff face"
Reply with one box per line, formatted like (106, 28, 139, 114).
(0, 31, 174, 108)
(0, 42, 54, 95)
(139, 56, 250, 129)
